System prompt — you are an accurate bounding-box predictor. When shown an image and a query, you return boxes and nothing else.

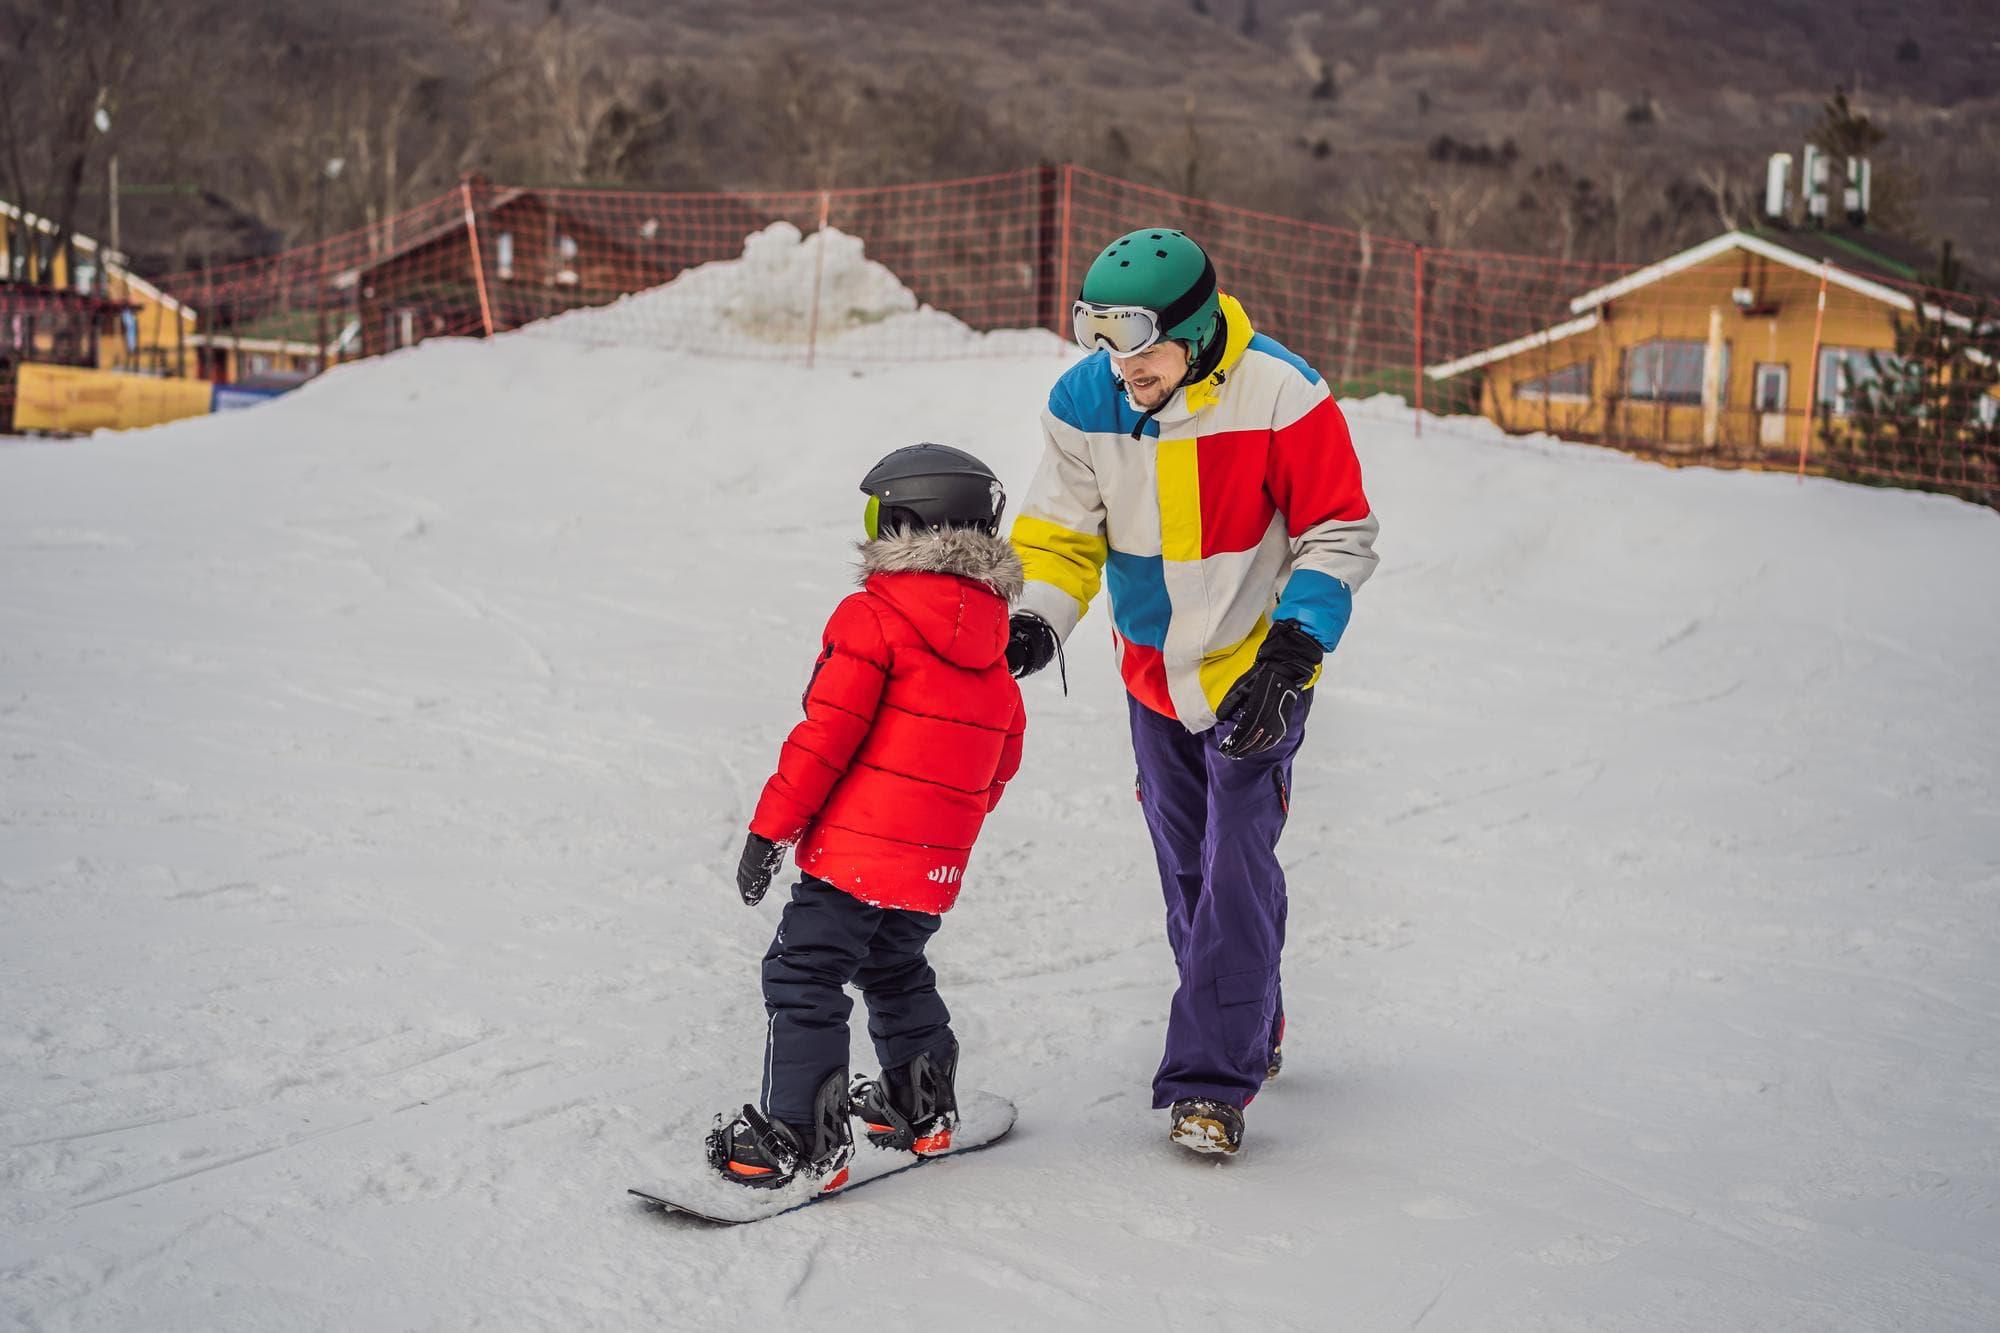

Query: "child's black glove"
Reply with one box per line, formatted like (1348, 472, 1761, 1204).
(1216, 619, 1323, 760)
(735, 832, 788, 905)
(1006, 612, 1058, 679)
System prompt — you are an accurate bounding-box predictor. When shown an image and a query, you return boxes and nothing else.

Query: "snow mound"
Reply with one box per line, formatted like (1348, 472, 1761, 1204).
(525, 221, 1061, 361)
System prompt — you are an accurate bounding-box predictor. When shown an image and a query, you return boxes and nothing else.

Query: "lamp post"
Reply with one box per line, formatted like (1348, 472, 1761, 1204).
(92, 93, 116, 282)
(315, 156, 345, 375)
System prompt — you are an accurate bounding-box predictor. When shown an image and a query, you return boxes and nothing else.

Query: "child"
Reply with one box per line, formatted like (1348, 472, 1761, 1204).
(709, 443, 1026, 1192)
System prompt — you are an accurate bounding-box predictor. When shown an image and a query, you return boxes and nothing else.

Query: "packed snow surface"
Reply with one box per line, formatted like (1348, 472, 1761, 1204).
(3, 328, 1998, 1330)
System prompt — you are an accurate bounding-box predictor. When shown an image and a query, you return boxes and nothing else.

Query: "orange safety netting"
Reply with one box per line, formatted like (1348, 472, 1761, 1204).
(143, 165, 1997, 507)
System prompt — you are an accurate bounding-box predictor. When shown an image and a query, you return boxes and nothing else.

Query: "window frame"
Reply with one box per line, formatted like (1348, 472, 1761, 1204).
(1753, 362, 1790, 414)
(1513, 359, 1593, 404)
(1621, 338, 1729, 406)
(1816, 344, 1913, 417)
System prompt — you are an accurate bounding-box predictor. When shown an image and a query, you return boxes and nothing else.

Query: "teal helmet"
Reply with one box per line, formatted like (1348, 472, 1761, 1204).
(1078, 228, 1224, 364)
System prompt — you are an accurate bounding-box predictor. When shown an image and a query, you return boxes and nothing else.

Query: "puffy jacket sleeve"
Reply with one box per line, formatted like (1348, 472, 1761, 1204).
(1266, 375, 1379, 654)
(984, 697, 1026, 813)
(1009, 383, 1109, 641)
(748, 595, 891, 844)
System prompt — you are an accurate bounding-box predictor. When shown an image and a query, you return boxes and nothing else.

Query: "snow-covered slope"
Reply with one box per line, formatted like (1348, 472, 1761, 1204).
(3, 321, 1998, 1330)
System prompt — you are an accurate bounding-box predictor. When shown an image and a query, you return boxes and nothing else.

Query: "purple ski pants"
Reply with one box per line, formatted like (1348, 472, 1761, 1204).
(1129, 688, 1311, 1108)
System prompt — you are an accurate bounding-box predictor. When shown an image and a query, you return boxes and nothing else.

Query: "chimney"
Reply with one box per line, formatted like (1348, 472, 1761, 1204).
(1764, 152, 1794, 224)
(1844, 157, 1871, 227)
(1801, 144, 1831, 227)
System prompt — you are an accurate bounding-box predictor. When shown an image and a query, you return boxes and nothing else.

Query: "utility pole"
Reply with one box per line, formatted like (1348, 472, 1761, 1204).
(107, 154, 120, 262)
(93, 92, 117, 283)
(316, 157, 345, 375)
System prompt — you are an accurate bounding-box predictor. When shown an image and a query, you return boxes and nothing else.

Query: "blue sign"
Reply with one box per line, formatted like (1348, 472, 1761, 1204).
(211, 384, 285, 413)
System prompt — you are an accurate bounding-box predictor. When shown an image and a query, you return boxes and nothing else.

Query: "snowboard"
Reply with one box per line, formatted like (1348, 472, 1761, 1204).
(628, 1088, 1015, 1225)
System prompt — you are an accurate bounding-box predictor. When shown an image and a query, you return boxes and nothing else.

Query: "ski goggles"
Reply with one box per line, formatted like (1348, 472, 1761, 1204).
(1070, 252, 1219, 357)
(1071, 300, 1166, 358)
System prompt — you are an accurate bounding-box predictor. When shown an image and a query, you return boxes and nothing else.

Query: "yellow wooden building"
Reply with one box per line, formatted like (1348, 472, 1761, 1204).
(1424, 228, 1993, 463)
(2, 197, 200, 377)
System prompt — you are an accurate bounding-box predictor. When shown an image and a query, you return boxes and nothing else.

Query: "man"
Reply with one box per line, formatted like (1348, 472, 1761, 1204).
(1007, 227, 1378, 1156)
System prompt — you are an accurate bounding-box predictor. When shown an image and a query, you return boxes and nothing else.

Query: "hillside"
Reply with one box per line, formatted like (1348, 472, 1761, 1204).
(9, 0, 1994, 276)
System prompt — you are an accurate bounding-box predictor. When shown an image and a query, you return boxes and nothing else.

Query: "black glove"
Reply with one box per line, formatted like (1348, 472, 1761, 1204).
(1005, 612, 1059, 679)
(1216, 619, 1323, 760)
(735, 832, 788, 906)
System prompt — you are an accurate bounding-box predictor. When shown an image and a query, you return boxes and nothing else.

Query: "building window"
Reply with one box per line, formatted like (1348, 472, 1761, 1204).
(1754, 363, 1790, 413)
(495, 231, 514, 280)
(1622, 338, 1727, 405)
(1816, 345, 1911, 416)
(556, 233, 579, 285)
(387, 308, 417, 349)
(1513, 360, 1591, 402)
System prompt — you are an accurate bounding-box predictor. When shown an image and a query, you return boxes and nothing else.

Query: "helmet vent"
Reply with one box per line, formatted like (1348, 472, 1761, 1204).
(1156, 250, 1168, 258)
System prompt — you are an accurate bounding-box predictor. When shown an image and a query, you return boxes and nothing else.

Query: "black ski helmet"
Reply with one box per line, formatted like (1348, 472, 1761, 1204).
(860, 443, 1006, 538)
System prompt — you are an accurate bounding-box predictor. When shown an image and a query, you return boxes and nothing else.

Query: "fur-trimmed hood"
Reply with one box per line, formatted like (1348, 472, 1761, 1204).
(854, 528, 1022, 670)
(855, 527, 1025, 602)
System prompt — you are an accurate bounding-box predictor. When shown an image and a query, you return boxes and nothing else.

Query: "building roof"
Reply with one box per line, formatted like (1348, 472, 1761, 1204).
(331, 189, 543, 290)
(0, 198, 199, 324)
(1422, 314, 1602, 381)
(1749, 226, 1991, 298)
(1429, 228, 1991, 381)
(332, 188, 671, 291)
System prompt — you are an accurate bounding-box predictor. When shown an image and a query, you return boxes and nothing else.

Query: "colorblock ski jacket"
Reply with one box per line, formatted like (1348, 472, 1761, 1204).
(748, 528, 1027, 914)
(1010, 294, 1379, 731)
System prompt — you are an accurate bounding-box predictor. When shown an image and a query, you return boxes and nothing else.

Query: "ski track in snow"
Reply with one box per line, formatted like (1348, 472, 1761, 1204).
(1, 331, 1997, 1331)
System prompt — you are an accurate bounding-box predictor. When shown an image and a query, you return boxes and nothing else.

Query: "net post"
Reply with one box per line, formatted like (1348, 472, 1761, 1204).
(1799, 261, 1829, 480)
(460, 179, 495, 338)
(806, 189, 831, 370)
(1412, 245, 1425, 438)
(1056, 164, 1075, 354)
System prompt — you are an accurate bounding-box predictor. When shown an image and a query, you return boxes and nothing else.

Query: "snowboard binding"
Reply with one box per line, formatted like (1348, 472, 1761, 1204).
(707, 1070, 854, 1191)
(849, 1040, 958, 1155)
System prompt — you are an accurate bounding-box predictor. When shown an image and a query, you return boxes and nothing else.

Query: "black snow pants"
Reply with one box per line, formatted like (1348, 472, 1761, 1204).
(759, 875, 954, 1130)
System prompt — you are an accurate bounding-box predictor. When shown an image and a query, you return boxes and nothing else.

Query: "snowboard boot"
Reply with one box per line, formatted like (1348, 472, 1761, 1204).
(1267, 1017, 1286, 1081)
(849, 1039, 958, 1155)
(1169, 1098, 1244, 1156)
(707, 1069, 854, 1191)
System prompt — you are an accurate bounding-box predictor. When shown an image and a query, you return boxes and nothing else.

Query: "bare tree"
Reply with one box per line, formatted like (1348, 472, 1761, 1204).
(1693, 162, 1747, 232)
(0, 0, 165, 278)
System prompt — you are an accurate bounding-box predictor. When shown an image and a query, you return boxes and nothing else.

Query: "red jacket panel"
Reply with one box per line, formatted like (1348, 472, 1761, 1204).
(750, 552, 1025, 914)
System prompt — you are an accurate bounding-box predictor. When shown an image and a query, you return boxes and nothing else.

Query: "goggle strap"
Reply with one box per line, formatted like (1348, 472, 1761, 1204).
(1152, 255, 1217, 336)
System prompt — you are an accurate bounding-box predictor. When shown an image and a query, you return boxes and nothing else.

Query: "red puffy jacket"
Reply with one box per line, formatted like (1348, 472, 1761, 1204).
(749, 530, 1026, 914)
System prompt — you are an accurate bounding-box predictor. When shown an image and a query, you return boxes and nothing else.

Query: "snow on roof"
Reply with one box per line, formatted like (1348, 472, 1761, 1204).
(1563, 231, 1972, 329)
(1423, 313, 1600, 381)
(1429, 230, 1987, 379)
